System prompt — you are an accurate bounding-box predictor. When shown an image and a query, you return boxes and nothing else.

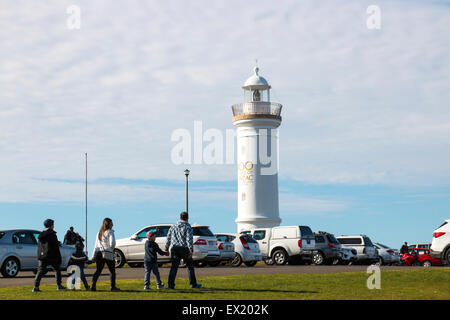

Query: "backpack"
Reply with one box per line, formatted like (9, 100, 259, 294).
(38, 240, 49, 260)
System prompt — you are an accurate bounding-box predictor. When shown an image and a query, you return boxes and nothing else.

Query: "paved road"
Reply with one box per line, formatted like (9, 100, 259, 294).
(0, 264, 416, 288)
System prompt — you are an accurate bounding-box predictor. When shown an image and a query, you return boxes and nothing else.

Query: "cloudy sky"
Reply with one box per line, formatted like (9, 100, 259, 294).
(1, 0, 449, 249)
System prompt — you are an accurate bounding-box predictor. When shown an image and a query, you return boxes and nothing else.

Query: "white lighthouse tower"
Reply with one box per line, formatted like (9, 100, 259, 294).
(232, 66, 282, 232)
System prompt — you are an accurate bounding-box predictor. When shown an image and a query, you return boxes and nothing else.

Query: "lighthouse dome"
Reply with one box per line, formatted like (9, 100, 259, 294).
(243, 67, 271, 90)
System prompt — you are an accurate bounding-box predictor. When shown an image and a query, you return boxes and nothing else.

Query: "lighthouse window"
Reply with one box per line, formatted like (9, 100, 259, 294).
(252, 89, 261, 101)
(242, 193, 246, 201)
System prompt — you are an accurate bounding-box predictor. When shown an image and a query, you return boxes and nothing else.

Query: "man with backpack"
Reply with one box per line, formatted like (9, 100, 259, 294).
(32, 219, 66, 292)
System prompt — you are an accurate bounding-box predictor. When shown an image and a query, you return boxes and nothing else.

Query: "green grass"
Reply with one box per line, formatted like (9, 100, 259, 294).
(1, 268, 448, 300)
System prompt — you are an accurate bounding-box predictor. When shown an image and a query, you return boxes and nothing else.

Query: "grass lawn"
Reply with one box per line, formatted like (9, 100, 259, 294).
(0, 268, 448, 300)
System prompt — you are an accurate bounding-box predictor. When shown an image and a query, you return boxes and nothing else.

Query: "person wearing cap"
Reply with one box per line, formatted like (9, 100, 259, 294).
(32, 219, 66, 292)
(144, 230, 168, 290)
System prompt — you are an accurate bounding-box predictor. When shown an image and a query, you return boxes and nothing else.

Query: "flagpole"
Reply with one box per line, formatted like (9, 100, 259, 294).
(85, 153, 88, 255)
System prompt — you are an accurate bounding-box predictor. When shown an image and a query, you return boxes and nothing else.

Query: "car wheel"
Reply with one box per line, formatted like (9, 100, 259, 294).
(445, 248, 450, 265)
(231, 253, 243, 267)
(179, 259, 187, 268)
(244, 261, 257, 267)
(422, 260, 432, 268)
(1, 257, 20, 278)
(272, 249, 288, 265)
(264, 258, 275, 265)
(312, 252, 325, 265)
(114, 250, 126, 268)
(207, 261, 221, 267)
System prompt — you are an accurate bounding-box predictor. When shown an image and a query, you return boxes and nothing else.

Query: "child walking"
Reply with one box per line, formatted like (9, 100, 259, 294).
(144, 231, 168, 290)
(67, 242, 90, 290)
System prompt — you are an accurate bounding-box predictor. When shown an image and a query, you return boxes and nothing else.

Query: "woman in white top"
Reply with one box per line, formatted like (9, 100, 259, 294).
(90, 218, 120, 291)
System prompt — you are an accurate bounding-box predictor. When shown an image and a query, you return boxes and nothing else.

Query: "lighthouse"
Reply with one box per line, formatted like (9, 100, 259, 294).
(232, 66, 283, 233)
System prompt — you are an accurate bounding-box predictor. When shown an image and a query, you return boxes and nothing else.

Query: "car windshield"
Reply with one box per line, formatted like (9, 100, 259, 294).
(0, 232, 5, 240)
(216, 235, 229, 242)
(240, 235, 257, 243)
(437, 221, 448, 229)
(299, 226, 313, 236)
(363, 237, 374, 246)
(337, 238, 362, 245)
(193, 227, 214, 237)
(326, 234, 340, 245)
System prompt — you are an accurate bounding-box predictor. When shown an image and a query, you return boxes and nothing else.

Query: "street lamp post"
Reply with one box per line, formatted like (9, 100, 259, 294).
(184, 169, 190, 213)
(85, 153, 88, 255)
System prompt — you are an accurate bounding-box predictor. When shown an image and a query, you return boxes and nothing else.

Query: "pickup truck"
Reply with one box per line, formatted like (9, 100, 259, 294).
(241, 226, 316, 265)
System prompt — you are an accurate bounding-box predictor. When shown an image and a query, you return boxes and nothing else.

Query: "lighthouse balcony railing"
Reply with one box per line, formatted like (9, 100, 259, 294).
(231, 102, 282, 117)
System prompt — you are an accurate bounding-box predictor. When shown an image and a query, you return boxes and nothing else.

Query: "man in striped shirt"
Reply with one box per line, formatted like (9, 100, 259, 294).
(165, 211, 202, 289)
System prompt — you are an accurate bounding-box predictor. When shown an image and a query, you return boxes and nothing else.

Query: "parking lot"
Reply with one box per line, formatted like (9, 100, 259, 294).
(0, 264, 415, 288)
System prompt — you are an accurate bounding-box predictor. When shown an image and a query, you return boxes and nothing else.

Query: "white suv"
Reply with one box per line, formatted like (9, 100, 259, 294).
(114, 224, 220, 268)
(336, 235, 379, 265)
(430, 219, 450, 265)
(243, 226, 316, 265)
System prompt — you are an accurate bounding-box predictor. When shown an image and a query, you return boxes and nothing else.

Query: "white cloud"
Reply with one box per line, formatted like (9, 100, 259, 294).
(0, 0, 449, 203)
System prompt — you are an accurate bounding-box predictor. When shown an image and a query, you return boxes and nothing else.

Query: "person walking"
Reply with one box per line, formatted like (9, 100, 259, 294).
(165, 211, 202, 290)
(32, 219, 66, 292)
(144, 231, 168, 290)
(67, 241, 91, 290)
(90, 218, 120, 292)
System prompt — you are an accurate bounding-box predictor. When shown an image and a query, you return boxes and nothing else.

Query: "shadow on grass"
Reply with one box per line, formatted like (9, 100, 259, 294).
(13, 272, 109, 279)
(90, 288, 318, 294)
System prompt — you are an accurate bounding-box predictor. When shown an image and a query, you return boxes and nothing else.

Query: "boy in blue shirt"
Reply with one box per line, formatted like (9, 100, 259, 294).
(144, 231, 168, 290)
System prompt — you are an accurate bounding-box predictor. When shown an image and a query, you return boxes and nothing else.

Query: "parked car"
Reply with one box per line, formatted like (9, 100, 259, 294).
(218, 233, 262, 267)
(408, 243, 432, 250)
(242, 226, 316, 265)
(336, 235, 379, 265)
(402, 248, 445, 267)
(312, 231, 342, 265)
(0, 229, 75, 278)
(430, 219, 450, 265)
(210, 234, 235, 267)
(114, 224, 220, 268)
(374, 243, 400, 265)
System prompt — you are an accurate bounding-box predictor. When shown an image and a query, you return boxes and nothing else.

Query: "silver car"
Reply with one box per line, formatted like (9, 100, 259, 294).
(0, 229, 75, 278)
(374, 243, 401, 265)
(336, 235, 379, 265)
(114, 224, 220, 268)
(210, 234, 235, 266)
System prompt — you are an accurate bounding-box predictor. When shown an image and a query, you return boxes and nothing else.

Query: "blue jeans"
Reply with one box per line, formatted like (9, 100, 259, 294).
(168, 246, 197, 289)
(71, 267, 89, 289)
(144, 262, 162, 286)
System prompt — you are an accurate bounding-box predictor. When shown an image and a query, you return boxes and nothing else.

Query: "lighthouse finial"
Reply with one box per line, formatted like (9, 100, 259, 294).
(254, 59, 259, 75)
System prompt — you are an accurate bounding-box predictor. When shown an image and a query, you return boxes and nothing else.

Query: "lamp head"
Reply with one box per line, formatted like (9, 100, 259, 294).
(184, 169, 190, 176)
